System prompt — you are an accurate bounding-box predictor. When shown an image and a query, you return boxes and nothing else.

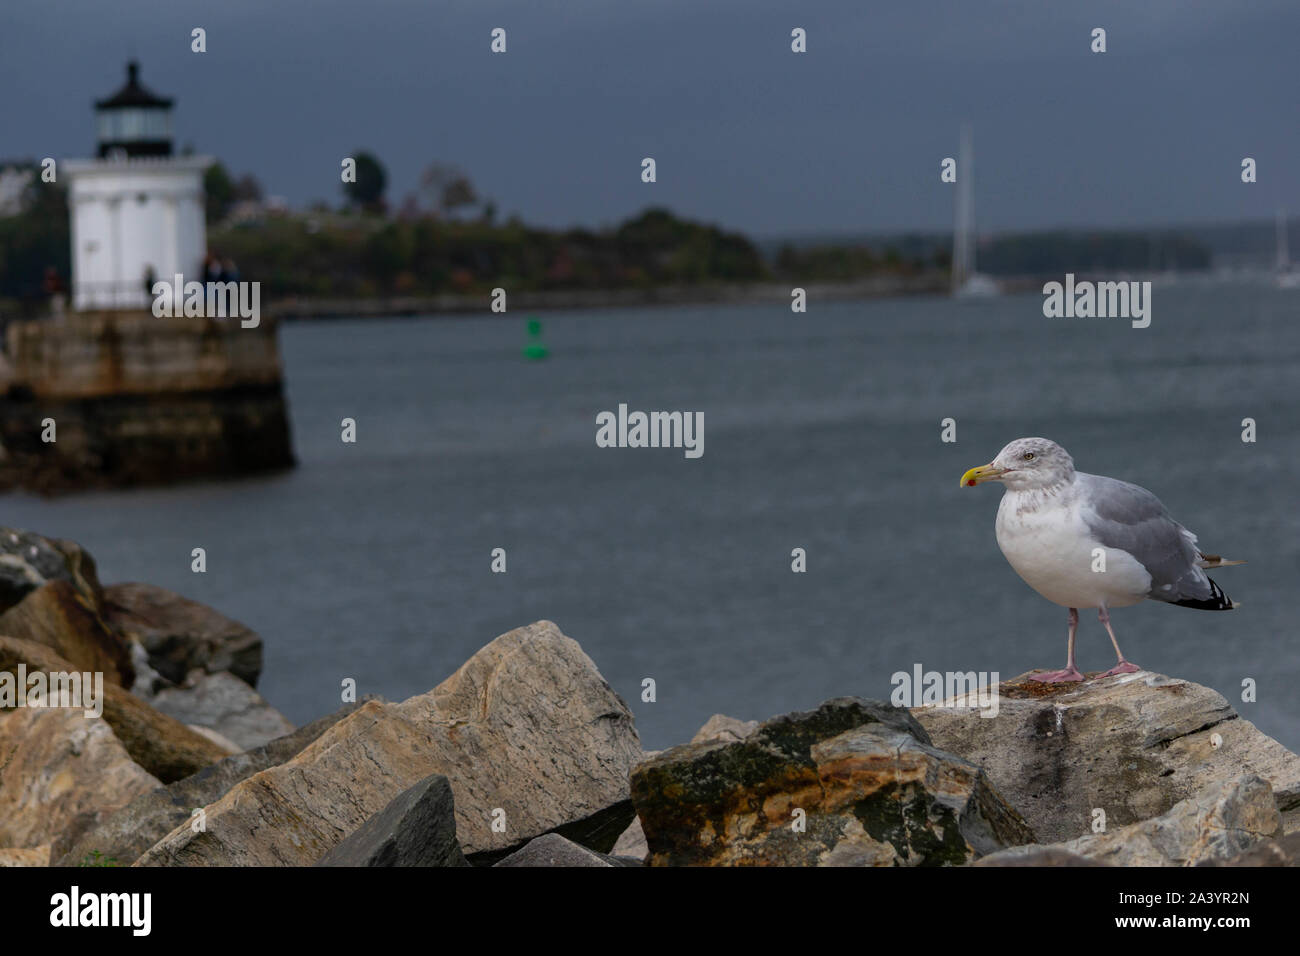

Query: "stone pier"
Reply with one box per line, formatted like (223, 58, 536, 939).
(0, 312, 294, 493)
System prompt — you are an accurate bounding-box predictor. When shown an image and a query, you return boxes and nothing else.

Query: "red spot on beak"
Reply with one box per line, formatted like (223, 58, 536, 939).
(966, 479, 977, 487)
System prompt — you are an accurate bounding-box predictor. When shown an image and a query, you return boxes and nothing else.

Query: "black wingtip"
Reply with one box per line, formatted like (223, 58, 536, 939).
(1174, 576, 1235, 611)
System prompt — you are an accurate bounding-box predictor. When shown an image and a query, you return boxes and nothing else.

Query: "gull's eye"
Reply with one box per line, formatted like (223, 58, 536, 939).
(1022, 452, 1035, 461)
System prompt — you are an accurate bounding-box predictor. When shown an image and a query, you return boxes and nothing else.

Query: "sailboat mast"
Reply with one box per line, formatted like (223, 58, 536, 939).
(1277, 208, 1289, 271)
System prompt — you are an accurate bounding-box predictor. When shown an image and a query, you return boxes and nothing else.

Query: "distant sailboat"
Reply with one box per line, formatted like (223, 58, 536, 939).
(952, 123, 1000, 298)
(1276, 209, 1300, 289)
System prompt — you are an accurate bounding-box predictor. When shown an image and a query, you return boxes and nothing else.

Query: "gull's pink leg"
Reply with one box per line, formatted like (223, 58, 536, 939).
(1099, 605, 1140, 677)
(1031, 607, 1086, 682)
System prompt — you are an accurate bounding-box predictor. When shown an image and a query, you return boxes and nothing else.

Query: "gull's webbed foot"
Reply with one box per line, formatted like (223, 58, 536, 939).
(1102, 660, 1141, 677)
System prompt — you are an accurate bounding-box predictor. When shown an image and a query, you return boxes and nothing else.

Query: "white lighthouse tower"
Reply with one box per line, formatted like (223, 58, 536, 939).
(63, 62, 210, 311)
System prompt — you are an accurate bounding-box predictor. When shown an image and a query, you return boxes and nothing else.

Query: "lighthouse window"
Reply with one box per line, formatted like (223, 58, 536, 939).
(97, 107, 172, 143)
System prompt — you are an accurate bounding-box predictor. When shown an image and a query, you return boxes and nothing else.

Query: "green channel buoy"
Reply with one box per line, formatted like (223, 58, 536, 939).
(523, 317, 549, 360)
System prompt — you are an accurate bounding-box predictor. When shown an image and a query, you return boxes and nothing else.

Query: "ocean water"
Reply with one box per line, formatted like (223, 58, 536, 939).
(3, 281, 1297, 752)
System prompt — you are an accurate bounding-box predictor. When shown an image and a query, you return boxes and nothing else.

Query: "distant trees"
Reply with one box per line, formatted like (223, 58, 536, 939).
(233, 173, 263, 204)
(205, 162, 266, 223)
(205, 206, 770, 298)
(614, 207, 766, 282)
(775, 243, 884, 280)
(204, 163, 235, 222)
(343, 152, 387, 211)
(419, 163, 480, 219)
(769, 231, 1215, 280)
(0, 169, 69, 303)
(978, 232, 1211, 274)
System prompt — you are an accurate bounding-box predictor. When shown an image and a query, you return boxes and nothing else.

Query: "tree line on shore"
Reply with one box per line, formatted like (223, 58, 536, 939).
(0, 152, 1212, 309)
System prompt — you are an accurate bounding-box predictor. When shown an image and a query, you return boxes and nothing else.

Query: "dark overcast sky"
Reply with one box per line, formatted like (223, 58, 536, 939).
(3, 0, 1297, 237)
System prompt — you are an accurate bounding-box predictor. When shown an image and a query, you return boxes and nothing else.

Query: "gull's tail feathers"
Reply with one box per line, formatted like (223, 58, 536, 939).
(1197, 552, 1246, 569)
(1174, 576, 1236, 611)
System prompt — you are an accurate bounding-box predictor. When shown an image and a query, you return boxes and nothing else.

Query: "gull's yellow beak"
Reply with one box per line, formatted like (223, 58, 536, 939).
(960, 462, 1005, 488)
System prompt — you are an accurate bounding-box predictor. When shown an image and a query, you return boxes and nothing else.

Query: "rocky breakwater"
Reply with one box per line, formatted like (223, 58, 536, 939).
(620, 673, 1300, 867)
(0, 526, 645, 867)
(0, 311, 294, 493)
(135, 618, 642, 866)
(912, 671, 1300, 843)
(0, 527, 291, 864)
(2, 524, 1298, 868)
(629, 699, 1035, 866)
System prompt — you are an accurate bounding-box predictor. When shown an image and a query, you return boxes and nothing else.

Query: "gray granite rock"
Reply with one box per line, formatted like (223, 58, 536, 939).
(54, 700, 369, 866)
(0, 527, 103, 615)
(0, 635, 231, 786)
(978, 775, 1280, 867)
(914, 670, 1300, 842)
(1200, 831, 1300, 867)
(102, 582, 263, 687)
(612, 818, 648, 861)
(0, 706, 159, 853)
(316, 774, 468, 867)
(135, 621, 640, 866)
(493, 833, 639, 868)
(691, 713, 759, 744)
(146, 670, 294, 751)
(0, 579, 133, 688)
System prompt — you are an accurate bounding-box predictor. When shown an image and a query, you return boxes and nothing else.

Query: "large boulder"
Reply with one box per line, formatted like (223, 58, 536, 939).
(315, 774, 468, 867)
(913, 671, 1300, 843)
(0, 846, 52, 867)
(614, 712, 760, 863)
(145, 671, 294, 751)
(0, 636, 233, 783)
(632, 697, 1034, 866)
(56, 701, 369, 867)
(135, 621, 641, 866)
(1201, 831, 1300, 867)
(0, 579, 133, 687)
(0, 706, 160, 850)
(692, 713, 759, 744)
(101, 582, 263, 688)
(978, 775, 1280, 867)
(0, 527, 103, 614)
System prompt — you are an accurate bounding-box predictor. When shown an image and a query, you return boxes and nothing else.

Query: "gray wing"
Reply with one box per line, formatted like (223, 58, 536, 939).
(1075, 472, 1214, 604)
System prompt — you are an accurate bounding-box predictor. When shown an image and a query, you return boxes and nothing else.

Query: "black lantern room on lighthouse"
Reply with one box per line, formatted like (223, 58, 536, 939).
(94, 61, 175, 159)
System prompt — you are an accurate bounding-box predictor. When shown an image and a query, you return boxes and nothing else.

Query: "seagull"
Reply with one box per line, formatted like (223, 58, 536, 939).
(960, 437, 1243, 683)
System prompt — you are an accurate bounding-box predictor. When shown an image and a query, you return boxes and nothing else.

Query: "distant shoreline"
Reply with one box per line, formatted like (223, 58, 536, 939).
(5, 272, 1240, 328)
(266, 274, 954, 321)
